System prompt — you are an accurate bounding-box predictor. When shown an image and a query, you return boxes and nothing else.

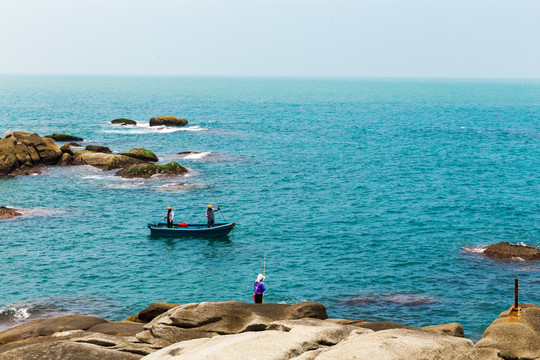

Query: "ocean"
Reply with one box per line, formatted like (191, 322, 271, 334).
(0, 75, 538, 340)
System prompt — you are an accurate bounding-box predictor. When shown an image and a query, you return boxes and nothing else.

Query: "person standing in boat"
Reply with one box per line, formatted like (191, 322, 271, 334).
(205, 204, 220, 227)
(164, 206, 174, 228)
(253, 274, 266, 303)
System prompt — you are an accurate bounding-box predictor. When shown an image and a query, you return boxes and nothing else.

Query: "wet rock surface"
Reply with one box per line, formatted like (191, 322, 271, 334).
(115, 162, 188, 179)
(149, 116, 188, 127)
(44, 134, 84, 142)
(119, 148, 159, 162)
(483, 242, 540, 261)
(0, 207, 22, 219)
(112, 118, 137, 126)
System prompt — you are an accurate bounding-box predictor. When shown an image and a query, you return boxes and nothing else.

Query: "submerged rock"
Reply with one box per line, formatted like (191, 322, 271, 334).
(111, 118, 137, 126)
(476, 303, 540, 360)
(119, 148, 158, 162)
(85, 145, 112, 154)
(44, 133, 84, 142)
(115, 162, 188, 179)
(483, 242, 540, 261)
(149, 116, 188, 127)
(0, 206, 22, 219)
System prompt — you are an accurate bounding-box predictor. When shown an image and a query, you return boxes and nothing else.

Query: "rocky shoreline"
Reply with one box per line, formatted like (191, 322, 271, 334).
(0, 300, 537, 360)
(0, 131, 187, 179)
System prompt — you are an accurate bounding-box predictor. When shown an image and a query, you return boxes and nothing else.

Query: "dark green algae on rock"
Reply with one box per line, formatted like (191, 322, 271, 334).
(115, 162, 188, 179)
(118, 148, 158, 162)
(111, 118, 137, 126)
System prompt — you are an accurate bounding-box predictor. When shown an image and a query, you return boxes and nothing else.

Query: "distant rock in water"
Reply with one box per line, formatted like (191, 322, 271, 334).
(115, 162, 188, 179)
(177, 151, 200, 155)
(44, 133, 84, 142)
(111, 118, 137, 126)
(69, 142, 83, 148)
(483, 242, 540, 261)
(0, 206, 22, 219)
(149, 116, 188, 127)
(85, 145, 112, 154)
(119, 148, 158, 162)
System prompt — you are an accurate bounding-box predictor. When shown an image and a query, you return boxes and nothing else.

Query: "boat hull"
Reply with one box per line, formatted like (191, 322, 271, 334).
(147, 222, 236, 237)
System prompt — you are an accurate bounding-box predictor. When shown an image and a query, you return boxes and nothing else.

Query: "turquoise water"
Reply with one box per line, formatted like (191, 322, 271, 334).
(0, 76, 539, 340)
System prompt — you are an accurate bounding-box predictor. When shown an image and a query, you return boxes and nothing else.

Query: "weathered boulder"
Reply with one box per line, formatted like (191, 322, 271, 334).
(421, 323, 464, 337)
(138, 303, 181, 323)
(149, 116, 188, 127)
(44, 133, 84, 142)
(0, 207, 22, 219)
(314, 328, 477, 360)
(57, 153, 75, 166)
(112, 118, 137, 126)
(143, 319, 363, 360)
(136, 301, 328, 348)
(85, 145, 112, 154)
(72, 151, 144, 170)
(0, 340, 142, 360)
(119, 148, 159, 163)
(5, 131, 62, 165)
(86, 322, 144, 336)
(483, 242, 540, 261)
(9, 163, 42, 176)
(0, 315, 107, 346)
(476, 303, 540, 360)
(0, 137, 19, 175)
(60, 143, 74, 156)
(115, 162, 188, 179)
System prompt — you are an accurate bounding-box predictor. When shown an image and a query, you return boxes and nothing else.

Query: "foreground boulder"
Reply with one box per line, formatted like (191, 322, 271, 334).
(137, 303, 181, 323)
(143, 319, 477, 360)
(119, 148, 159, 162)
(0, 315, 106, 346)
(483, 242, 540, 261)
(112, 118, 137, 126)
(476, 303, 540, 360)
(0, 137, 17, 174)
(136, 301, 328, 348)
(149, 116, 188, 127)
(115, 162, 188, 179)
(44, 134, 84, 142)
(0, 207, 21, 219)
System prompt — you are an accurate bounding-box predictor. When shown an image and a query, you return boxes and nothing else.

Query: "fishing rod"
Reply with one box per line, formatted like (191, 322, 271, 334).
(263, 251, 266, 283)
(201, 171, 226, 221)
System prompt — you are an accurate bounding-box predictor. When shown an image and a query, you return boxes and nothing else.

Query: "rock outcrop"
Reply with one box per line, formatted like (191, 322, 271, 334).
(143, 320, 477, 360)
(149, 116, 188, 127)
(137, 303, 181, 323)
(112, 118, 137, 126)
(136, 301, 328, 348)
(483, 242, 540, 262)
(0, 132, 62, 175)
(115, 162, 188, 179)
(0, 207, 22, 219)
(476, 303, 540, 360)
(119, 148, 159, 163)
(44, 134, 84, 142)
(72, 151, 144, 170)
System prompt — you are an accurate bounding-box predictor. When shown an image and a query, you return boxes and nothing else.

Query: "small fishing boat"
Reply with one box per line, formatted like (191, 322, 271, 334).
(147, 222, 236, 237)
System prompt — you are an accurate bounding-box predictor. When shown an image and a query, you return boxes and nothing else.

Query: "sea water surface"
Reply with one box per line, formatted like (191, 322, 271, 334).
(0, 76, 539, 340)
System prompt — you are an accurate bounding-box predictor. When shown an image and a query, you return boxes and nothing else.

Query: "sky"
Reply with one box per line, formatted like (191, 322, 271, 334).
(0, 0, 539, 78)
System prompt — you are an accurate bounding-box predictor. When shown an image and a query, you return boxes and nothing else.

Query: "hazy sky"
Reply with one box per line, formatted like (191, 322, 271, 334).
(1, 0, 539, 78)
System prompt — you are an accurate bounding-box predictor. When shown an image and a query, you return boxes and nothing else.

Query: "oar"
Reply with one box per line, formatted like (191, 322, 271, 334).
(262, 251, 267, 303)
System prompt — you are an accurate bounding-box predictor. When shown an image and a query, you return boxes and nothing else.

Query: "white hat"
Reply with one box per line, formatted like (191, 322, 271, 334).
(256, 274, 265, 282)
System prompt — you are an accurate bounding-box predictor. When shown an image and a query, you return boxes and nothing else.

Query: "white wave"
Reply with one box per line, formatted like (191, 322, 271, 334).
(511, 257, 526, 262)
(155, 183, 200, 192)
(104, 122, 206, 135)
(18, 207, 65, 217)
(462, 245, 486, 254)
(103, 182, 146, 189)
(184, 151, 212, 160)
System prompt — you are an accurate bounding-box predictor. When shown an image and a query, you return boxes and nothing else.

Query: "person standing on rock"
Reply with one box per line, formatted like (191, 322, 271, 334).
(205, 204, 220, 227)
(164, 206, 174, 228)
(253, 274, 266, 303)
